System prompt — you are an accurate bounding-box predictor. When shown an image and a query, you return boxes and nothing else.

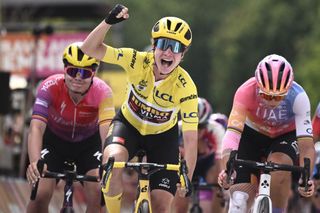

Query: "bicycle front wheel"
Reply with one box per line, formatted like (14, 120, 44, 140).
(257, 197, 271, 213)
(61, 207, 75, 213)
(137, 200, 150, 213)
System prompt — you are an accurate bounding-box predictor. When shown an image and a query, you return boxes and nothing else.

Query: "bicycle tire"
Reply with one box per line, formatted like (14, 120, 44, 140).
(190, 204, 202, 213)
(61, 208, 75, 213)
(137, 200, 150, 213)
(257, 197, 270, 213)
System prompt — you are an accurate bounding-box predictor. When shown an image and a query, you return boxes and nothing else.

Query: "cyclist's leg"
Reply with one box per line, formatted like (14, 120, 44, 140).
(103, 113, 140, 213)
(26, 178, 56, 213)
(195, 153, 219, 213)
(173, 153, 215, 213)
(84, 168, 102, 212)
(228, 125, 268, 212)
(206, 159, 226, 213)
(27, 128, 67, 213)
(172, 194, 190, 213)
(146, 124, 179, 212)
(267, 131, 298, 212)
(229, 183, 256, 213)
(76, 132, 104, 212)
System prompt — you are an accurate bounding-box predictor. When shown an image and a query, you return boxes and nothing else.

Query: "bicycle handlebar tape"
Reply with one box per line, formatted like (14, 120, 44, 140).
(101, 157, 115, 194)
(226, 150, 237, 185)
(30, 158, 45, 200)
(303, 158, 311, 192)
(105, 4, 126, 25)
(179, 160, 192, 197)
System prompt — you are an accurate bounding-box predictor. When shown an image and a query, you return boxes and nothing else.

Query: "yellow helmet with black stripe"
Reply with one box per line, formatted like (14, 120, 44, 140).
(62, 42, 99, 69)
(151, 17, 192, 47)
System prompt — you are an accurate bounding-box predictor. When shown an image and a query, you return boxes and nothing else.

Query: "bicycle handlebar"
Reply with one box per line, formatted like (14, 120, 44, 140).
(226, 150, 311, 191)
(101, 157, 192, 196)
(42, 171, 99, 182)
(30, 159, 99, 200)
(30, 158, 45, 200)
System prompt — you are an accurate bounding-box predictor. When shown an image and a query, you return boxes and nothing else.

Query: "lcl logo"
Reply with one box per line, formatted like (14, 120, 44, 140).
(155, 90, 173, 103)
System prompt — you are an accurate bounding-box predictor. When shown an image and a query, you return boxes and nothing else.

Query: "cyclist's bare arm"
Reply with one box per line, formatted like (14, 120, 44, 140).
(298, 137, 315, 173)
(81, 5, 129, 60)
(182, 130, 197, 179)
(218, 104, 246, 188)
(26, 119, 47, 183)
(99, 122, 111, 150)
(297, 137, 316, 197)
(81, 22, 109, 60)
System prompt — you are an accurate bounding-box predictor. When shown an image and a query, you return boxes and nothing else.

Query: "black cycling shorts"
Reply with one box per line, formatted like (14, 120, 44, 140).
(41, 128, 102, 175)
(105, 111, 180, 195)
(235, 125, 299, 184)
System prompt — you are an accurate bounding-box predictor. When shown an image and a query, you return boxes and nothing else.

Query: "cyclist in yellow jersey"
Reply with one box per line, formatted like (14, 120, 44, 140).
(81, 4, 198, 213)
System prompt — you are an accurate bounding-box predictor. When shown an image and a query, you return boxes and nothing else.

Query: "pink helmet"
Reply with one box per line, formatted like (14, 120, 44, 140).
(255, 54, 294, 95)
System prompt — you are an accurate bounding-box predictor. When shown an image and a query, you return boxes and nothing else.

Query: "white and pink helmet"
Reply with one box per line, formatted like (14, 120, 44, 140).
(255, 54, 294, 95)
(198, 97, 212, 126)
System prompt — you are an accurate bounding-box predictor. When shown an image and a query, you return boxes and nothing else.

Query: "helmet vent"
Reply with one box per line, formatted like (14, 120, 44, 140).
(277, 62, 285, 90)
(174, 22, 182, 32)
(265, 62, 271, 72)
(265, 63, 273, 90)
(259, 68, 265, 88)
(153, 22, 159, 32)
(167, 19, 172, 30)
(77, 48, 84, 62)
(284, 69, 291, 88)
(185, 30, 191, 40)
(68, 46, 72, 55)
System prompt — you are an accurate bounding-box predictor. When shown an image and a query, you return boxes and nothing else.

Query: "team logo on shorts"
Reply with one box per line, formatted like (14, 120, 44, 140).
(40, 148, 50, 159)
(159, 178, 170, 189)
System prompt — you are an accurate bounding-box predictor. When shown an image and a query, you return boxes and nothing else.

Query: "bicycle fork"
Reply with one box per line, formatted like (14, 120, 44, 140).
(252, 173, 272, 213)
(134, 178, 152, 213)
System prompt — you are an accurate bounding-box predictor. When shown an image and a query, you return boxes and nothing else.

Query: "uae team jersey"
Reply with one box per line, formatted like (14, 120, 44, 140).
(102, 46, 198, 135)
(32, 74, 115, 142)
(227, 77, 313, 139)
(312, 103, 320, 138)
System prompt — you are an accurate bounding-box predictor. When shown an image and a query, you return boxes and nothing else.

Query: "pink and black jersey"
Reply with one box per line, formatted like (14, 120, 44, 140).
(32, 74, 115, 142)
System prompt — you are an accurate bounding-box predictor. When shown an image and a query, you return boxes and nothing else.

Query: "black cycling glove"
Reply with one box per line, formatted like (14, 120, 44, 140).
(105, 4, 126, 25)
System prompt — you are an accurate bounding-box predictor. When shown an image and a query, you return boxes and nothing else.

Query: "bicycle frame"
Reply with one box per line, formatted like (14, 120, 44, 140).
(226, 150, 310, 213)
(30, 159, 99, 213)
(252, 173, 272, 213)
(101, 155, 191, 213)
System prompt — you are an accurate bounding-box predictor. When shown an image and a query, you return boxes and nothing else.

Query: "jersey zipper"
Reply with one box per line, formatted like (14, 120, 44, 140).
(72, 107, 77, 139)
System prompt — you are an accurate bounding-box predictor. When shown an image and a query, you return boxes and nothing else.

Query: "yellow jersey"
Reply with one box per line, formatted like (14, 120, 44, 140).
(102, 46, 198, 135)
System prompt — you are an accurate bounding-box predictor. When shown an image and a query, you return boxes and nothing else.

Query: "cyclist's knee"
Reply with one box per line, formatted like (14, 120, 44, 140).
(103, 144, 128, 162)
(35, 181, 55, 202)
(151, 190, 173, 212)
(85, 182, 101, 200)
(268, 152, 293, 165)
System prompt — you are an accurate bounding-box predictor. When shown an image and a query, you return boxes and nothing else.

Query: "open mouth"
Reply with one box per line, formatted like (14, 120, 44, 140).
(161, 59, 173, 67)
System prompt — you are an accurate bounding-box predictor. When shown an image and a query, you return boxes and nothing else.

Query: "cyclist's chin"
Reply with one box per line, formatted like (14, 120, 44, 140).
(266, 100, 282, 108)
(159, 67, 174, 76)
(68, 86, 86, 94)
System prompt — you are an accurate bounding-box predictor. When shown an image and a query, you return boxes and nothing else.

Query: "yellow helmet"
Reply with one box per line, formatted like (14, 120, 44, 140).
(62, 42, 99, 69)
(151, 17, 192, 47)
